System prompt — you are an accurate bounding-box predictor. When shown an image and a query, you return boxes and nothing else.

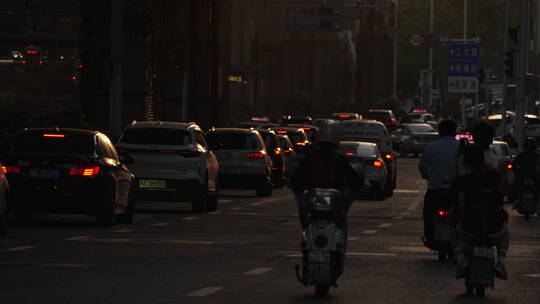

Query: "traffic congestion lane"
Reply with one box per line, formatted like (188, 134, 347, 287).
(1, 158, 539, 303)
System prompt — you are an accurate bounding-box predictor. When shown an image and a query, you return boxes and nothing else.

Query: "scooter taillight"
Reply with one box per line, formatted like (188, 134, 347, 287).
(437, 210, 449, 218)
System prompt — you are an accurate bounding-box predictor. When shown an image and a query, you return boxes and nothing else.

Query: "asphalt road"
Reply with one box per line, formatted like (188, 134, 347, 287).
(1, 158, 540, 303)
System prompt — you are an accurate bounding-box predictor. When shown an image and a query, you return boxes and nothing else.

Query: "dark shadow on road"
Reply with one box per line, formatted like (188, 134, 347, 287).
(451, 293, 508, 304)
(287, 293, 345, 304)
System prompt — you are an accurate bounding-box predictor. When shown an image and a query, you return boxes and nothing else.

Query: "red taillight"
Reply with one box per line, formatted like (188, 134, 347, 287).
(283, 149, 292, 155)
(507, 163, 513, 170)
(274, 148, 281, 155)
(301, 127, 311, 131)
(339, 115, 350, 118)
(385, 120, 397, 126)
(70, 166, 100, 177)
(345, 152, 356, 156)
(277, 130, 287, 134)
(385, 153, 392, 160)
(21, 60, 27, 64)
(373, 160, 383, 167)
(2, 166, 20, 174)
(438, 210, 449, 217)
(0, 166, 5, 174)
(26, 50, 38, 54)
(39, 60, 43, 64)
(72, 76, 77, 81)
(43, 133, 65, 138)
(296, 142, 307, 146)
(247, 152, 264, 158)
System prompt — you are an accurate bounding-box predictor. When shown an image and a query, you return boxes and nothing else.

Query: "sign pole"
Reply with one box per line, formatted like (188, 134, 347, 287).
(463, 0, 468, 128)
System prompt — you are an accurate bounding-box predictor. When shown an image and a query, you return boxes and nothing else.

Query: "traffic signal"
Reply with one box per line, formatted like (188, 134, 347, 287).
(505, 51, 514, 78)
(508, 27, 520, 45)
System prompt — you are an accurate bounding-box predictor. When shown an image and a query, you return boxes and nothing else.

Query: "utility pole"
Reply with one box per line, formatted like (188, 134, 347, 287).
(109, 0, 123, 137)
(461, 0, 469, 129)
(501, 0, 509, 139)
(392, 0, 398, 101)
(516, 0, 530, 152)
(428, 0, 434, 110)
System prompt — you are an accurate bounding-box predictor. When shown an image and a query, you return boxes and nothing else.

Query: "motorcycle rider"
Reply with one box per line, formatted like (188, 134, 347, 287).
(289, 120, 364, 235)
(452, 120, 510, 280)
(418, 119, 459, 247)
(513, 137, 540, 206)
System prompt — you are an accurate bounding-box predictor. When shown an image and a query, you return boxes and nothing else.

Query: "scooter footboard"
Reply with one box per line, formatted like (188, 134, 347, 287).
(301, 250, 342, 285)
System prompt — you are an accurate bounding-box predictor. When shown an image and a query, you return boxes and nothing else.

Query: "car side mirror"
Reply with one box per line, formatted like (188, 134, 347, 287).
(120, 154, 135, 165)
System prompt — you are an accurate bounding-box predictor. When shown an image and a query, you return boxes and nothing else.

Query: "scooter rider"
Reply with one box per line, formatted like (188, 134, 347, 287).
(418, 119, 459, 247)
(289, 121, 364, 233)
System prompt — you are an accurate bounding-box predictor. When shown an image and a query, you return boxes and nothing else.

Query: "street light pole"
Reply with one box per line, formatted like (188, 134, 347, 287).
(428, 0, 433, 110)
(501, 0, 509, 139)
(516, 0, 530, 152)
(392, 0, 398, 101)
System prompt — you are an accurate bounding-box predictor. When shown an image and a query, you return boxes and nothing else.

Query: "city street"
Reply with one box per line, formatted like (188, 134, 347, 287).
(1, 158, 540, 303)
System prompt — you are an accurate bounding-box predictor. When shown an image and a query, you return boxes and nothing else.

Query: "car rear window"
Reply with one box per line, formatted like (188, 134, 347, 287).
(120, 128, 192, 145)
(260, 133, 278, 149)
(338, 143, 377, 157)
(408, 124, 435, 133)
(12, 131, 95, 154)
(365, 112, 391, 122)
(207, 132, 258, 150)
(286, 132, 306, 144)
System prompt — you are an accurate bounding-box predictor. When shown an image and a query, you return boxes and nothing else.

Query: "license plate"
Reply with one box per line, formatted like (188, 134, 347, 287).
(29, 168, 60, 180)
(473, 247, 496, 258)
(139, 179, 167, 189)
(309, 251, 330, 263)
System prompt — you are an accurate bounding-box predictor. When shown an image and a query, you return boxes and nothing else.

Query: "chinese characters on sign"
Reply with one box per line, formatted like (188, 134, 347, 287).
(448, 43, 480, 93)
(286, 6, 344, 31)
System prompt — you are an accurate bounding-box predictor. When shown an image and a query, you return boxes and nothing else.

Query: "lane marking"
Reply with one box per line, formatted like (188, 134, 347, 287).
(4, 246, 36, 252)
(209, 211, 220, 215)
(378, 223, 392, 228)
(74, 237, 214, 245)
(220, 200, 233, 204)
(394, 189, 419, 194)
(523, 273, 540, 278)
(187, 287, 223, 297)
(250, 197, 281, 207)
(363, 230, 378, 234)
(244, 267, 272, 275)
(113, 229, 134, 233)
(389, 246, 430, 253)
(402, 212, 411, 216)
(150, 222, 169, 226)
(181, 217, 198, 221)
(230, 207, 243, 210)
(283, 251, 396, 258)
(65, 235, 90, 241)
(348, 236, 361, 241)
(393, 216, 403, 220)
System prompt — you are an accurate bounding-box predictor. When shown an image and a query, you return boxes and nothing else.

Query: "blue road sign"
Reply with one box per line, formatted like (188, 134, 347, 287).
(448, 43, 480, 77)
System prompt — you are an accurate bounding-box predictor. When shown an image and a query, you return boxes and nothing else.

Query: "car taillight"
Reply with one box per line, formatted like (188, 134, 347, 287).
(1, 166, 20, 174)
(385, 153, 393, 160)
(507, 163, 513, 170)
(247, 152, 265, 158)
(69, 166, 100, 177)
(296, 142, 307, 146)
(301, 127, 311, 131)
(283, 149, 292, 155)
(22, 60, 27, 64)
(277, 130, 287, 134)
(437, 210, 449, 218)
(339, 115, 350, 118)
(373, 160, 383, 167)
(345, 152, 356, 156)
(43, 133, 65, 138)
(385, 120, 397, 126)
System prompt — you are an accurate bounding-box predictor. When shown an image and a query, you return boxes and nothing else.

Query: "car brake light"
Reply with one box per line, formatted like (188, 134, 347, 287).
(373, 160, 383, 167)
(70, 166, 100, 177)
(2, 166, 20, 174)
(22, 60, 27, 64)
(301, 127, 311, 131)
(438, 210, 449, 217)
(385, 120, 397, 126)
(296, 142, 307, 146)
(277, 130, 287, 134)
(247, 152, 264, 158)
(283, 149, 292, 154)
(274, 148, 281, 155)
(507, 163, 513, 170)
(39, 60, 43, 64)
(43, 133, 65, 138)
(345, 152, 356, 156)
(339, 114, 350, 118)
(385, 154, 392, 160)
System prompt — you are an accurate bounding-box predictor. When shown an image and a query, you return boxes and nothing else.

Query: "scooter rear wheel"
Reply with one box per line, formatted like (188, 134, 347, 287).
(315, 284, 330, 297)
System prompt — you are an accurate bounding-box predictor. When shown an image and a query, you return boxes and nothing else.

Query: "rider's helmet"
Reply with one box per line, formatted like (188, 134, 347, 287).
(524, 137, 537, 152)
(313, 120, 340, 147)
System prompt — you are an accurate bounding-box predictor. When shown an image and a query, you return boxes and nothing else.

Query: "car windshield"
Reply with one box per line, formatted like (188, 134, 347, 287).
(408, 124, 435, 133)
(338, 143, 377, 157)
(365, 112, 391, 122)
(120, 128, 192, 145)
(12, 131, 95, 154)
(207, 132, 258, 150)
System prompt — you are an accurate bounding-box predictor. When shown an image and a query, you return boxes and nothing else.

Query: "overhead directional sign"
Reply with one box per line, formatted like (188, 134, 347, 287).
(286, 6, 344, 31)
(448, 43, 481, 93)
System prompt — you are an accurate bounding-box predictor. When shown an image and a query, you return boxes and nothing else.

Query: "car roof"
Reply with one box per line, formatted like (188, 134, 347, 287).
(491, 140, 508, 146)
(400, 123, 433, 127)
(270, 126, 305, 132)
(208, 128, 259, 134)
(18, 127, 98, 136)
(339, 119, 386, 127)
(340, 141, 377, 147)
(127, 121, 199, 130)
(368, 109, 393, 113)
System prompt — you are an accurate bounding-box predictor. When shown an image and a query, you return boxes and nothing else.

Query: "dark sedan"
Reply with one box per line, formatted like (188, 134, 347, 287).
(0, 128, 135, 226)
(391, 123, 438, 157)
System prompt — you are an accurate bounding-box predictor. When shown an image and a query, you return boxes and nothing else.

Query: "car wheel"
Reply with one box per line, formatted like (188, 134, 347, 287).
(96, 190, 117, 227)
(117, 192, 135, 224)
(192, 180, 208, 213)
(207, 180, 218, 212)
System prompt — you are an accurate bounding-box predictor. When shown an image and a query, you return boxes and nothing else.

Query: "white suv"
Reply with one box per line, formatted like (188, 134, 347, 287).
(116, 121, 219, 212)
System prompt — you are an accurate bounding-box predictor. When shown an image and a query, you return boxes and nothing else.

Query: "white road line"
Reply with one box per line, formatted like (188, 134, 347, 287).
(230, 207, 243, 210)
(220, 200, 233, 204)
(65, 236, 91, 241)
(181, 217, 198, 221)
(187, 287, 223, 297)
(363, 230, 378, 234)
(378, 223, 392, 228)
(4, 246, 36, 252)
(113, 229, 134, 233)
(402, 212, 411, 216)
(523, 273, 540, 278)
(393, 216, 403, 220)
(150, 222, 169, 226)
(244, 267, 272, 275)
(394, 189, 419, 194)
(209, 211, 220, 215)
(250, 197, 281, 207)
(348, 236, 361, 241)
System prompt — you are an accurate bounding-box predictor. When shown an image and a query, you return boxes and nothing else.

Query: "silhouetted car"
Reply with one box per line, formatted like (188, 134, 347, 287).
(270, 127, 311, 154)
(279, 115, 313, 126)
(0, 162, 8, 236)
(364, 109, 398, 132)
(391, 123, 438, 157)
(331, 113, 362, 121)
(257, 129, 286, 187)
(1, 128, 135, 226)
